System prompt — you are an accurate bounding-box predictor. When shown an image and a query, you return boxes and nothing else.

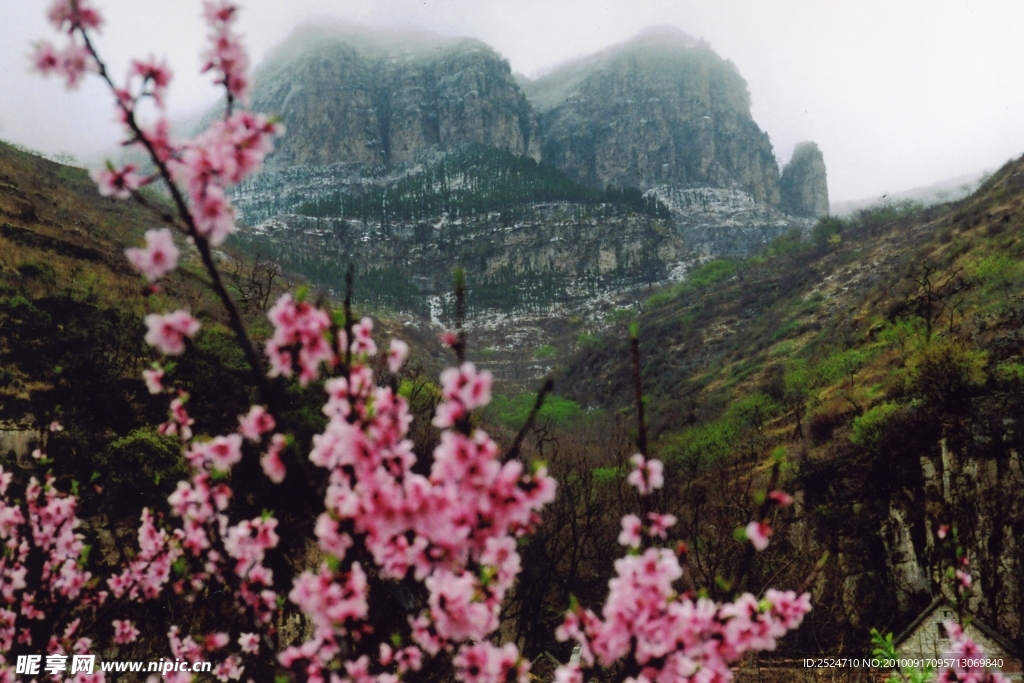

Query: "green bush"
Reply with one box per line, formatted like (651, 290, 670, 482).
(850, 401, 900, 448)
(726, 393, 781, 433)
(592, 466, 621, 483)
(663, 418, 739, 472)
(686, 260, 736, 289)
(818, 347, 873, 386)
(904, 339, 987, 414)
(94, 428, 187, 517)
(534, 344, 558, 360)
(811, 217, 845, 251)
(486, 393, 585, 429)
(974, 253, 1022, 299)
(18, 261, 57, 284)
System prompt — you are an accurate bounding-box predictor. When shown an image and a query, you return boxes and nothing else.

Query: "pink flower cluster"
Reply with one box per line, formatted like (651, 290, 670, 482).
(280, 323, 555, 679)
(91, 164, 144, 199)
(32, 1, 101, 89)
(555, 456, 811, 683)
(0, 469, 105, 668)
(144, 310, 200, 355)
(265, 294, 334, 385)
(627, 454, 664, 495)
(36, 0, 281, 265)
(433, 362, 493, 428)
(108, 394, 281, 639)
(557, 548, 810, 683)
(455, 642, 529, 683)
(168, 110, 282, 245)
(201, 0, 250, 102)
(125, 228, 179, 282)
(937, 619, 1010, 683)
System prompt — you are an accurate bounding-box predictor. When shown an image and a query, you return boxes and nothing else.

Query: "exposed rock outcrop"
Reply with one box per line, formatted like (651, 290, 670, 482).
(523, 26, 783, 204)
(651, 185, 813, 257)
(780, 142, 829, 217)
(249, 23, 539, 170)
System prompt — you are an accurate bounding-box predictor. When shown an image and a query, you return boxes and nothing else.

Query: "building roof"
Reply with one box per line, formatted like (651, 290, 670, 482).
(893, 596, 1018, 658)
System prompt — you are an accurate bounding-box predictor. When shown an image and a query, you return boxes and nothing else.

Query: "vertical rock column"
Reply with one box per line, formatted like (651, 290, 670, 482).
(780, 141, 829, 218)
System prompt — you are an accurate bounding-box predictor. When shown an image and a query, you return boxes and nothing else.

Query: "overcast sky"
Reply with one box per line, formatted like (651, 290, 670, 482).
(2, 0, 1024, 202)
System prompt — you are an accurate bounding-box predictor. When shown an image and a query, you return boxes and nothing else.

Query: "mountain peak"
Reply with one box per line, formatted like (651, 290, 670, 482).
(249, 22, 536, 169)
(258, 21, 494, 70)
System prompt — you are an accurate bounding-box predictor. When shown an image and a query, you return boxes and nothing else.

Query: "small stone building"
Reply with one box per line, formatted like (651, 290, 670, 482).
(893, 597, 1021, 681)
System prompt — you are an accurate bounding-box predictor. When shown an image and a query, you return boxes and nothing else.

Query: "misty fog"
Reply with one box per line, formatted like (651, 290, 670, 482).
(2, 0, 1024, 203)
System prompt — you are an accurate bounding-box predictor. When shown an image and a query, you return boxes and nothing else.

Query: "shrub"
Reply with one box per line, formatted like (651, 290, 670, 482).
(904, 339, 987, 415)
(687, 259, 736, 289)
(534, 344, 558, 359)
(850, 401, 900, 449)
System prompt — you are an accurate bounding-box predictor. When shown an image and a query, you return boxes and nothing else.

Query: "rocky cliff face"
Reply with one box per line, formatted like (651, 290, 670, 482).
(523, 27, 783, 205)
(651, 185, 813, 257)
(229, 23, 830, 378)
(780, 142, 829, 217)
(238, 204, 690, 382)
(250, 23, 539, 171)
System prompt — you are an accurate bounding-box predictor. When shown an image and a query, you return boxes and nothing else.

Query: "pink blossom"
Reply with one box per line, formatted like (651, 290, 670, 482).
(618, 515, 642, 548)
(938, 524, 949, 539)
(160, 394, 195, 441)
(238, 405, 275, 442)
(388, 339, 409, 373)
(91, 163, 143, 198)
(433, 363, 492, 427)
(745, 521, 772, 551)
(193, 185, 237, 245)
(189, 434, 243, 472)
(143, 365, 165, 394)
(265, 294, 334, 385)
(626, 454, 664, 495)
(938, 619, 1012, 683)
(212, 655, 243, 682)
(200, 2, 250, 102)
(289, 563, 368, 637)
(455, 642, 528, 683)
(554, 665, 583, 683)
(49, 421, 63, 432)
(32, 41, 62, 73)
(646, 512, 676, 539)
(260, 434, 287, 484)
(204, 632, 229, 650)
(126, 228, 179, 281)
(47, 0, 104, 32)
(140, 117, 176, 163)
(130, 56, 172, 108)
(32, 39, 94, 89)
(767, 490, 794, 506)
(426, 570, 496, 641)
(144, 310, 201, 355)
(112, 619, 139, 644)
(351, 317, 377, 356)
(238, 632, 259, 655)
